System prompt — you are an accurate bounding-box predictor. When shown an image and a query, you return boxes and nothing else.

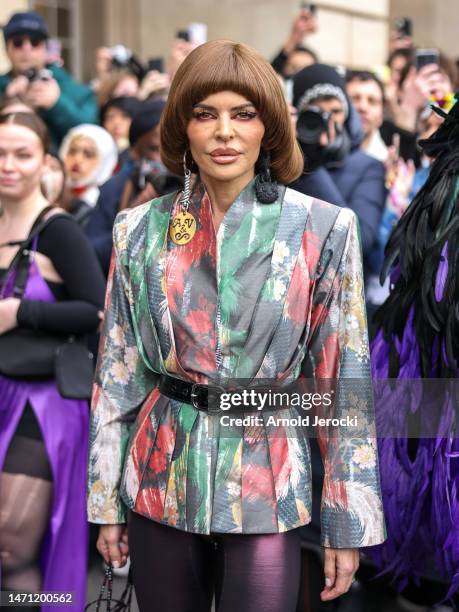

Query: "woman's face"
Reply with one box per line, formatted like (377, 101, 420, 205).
(186, 90, 265, 187)
(389, 55, 408, 86)
(64, 135, 99, 182)
(0, 123, 45, 201)
(103, 107, 131, 143)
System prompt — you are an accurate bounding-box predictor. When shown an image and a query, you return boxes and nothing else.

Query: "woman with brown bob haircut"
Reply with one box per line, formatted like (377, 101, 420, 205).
(88, 40, 385, 611)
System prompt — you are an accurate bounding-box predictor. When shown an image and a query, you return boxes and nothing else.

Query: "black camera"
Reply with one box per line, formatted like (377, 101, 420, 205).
(146, 173, 184, 197)
(296, 105, 351, 169)
(132, 159, 184, 197)
(22, 67, 52, 82)
(110, 45, 145, 81)
(394, 17, 412, 38)
(296, 106, 331, 145)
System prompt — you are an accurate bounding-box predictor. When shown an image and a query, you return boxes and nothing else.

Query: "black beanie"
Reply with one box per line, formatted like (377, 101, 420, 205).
(101, 96, 142, 124)
(128, 99, 166, 146)
(292, 63, 349, 117)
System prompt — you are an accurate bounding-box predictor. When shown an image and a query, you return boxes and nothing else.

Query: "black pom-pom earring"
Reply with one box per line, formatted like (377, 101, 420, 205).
(255, 150, 278, 204)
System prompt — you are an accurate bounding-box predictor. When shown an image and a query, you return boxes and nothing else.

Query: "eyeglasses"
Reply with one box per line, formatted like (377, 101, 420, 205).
(10, 36, 43, 49)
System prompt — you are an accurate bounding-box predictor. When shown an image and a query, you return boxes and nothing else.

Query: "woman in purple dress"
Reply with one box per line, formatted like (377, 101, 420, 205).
(0, 112, 105, 610)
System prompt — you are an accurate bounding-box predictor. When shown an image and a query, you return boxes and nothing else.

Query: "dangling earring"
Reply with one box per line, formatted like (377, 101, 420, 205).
(255, 150, 278, 204)
(180, 150, 192, 211)
(169, 151, 197, 246)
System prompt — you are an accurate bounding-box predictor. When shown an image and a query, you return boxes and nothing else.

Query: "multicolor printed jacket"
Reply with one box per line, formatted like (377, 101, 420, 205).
(87, 179, 386, 547)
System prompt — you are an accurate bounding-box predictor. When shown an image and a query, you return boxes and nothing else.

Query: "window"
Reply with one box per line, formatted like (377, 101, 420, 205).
(29, 0, 81, 78)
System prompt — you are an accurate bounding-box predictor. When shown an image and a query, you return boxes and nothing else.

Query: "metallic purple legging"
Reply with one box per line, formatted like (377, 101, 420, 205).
(128, 511, 301, 612)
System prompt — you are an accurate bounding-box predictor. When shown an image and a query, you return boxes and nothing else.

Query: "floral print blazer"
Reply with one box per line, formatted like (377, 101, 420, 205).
(87, 179, 386, 548)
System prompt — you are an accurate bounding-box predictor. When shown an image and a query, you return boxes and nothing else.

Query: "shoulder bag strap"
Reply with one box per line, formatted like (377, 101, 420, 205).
(0, 207, 69, 298)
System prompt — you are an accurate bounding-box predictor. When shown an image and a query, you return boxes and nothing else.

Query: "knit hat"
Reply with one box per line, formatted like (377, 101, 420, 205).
(128, 99, 165, 146)
(293, 63, 349, 118)
(3, 11, 48, 43)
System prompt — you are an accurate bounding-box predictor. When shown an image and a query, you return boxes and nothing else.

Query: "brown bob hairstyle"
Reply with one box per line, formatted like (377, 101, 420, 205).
(160, 40, 304, 184)
(0, 111, 50, 154)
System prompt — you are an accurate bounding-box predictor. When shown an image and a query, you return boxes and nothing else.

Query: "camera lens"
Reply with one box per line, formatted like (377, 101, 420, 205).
(296, 107, 328, 145)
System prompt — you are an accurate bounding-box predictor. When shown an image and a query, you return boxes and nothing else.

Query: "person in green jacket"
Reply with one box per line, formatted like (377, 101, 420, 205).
(0, 11, 98, 147)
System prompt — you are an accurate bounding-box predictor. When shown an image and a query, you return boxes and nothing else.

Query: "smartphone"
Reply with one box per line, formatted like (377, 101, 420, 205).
(176, 30, 190, 42)
(147, 57, 164, 73)
(394, 16, 412, 38)
(188, 22, 207, 46)
(416, 48, 439, 72)
(46, 38, 62, 64)
(300, 2, 316, 13)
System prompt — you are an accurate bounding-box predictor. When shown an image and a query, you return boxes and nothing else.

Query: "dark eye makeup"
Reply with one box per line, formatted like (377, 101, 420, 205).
(191, 108, 258, 120)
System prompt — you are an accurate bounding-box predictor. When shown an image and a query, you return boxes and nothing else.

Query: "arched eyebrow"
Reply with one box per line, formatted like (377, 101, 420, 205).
(192, 102, 256, 111)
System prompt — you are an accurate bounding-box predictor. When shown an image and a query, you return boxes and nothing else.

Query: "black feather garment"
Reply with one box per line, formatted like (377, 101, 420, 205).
(374, 101, 459, 378)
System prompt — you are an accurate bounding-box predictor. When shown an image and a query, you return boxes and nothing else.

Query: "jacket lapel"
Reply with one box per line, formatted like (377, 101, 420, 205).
(230, 188, 311, 379)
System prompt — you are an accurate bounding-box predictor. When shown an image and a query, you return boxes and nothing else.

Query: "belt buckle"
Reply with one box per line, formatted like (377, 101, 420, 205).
(190, 383, 202, 410)
(190, 383, 223, 414)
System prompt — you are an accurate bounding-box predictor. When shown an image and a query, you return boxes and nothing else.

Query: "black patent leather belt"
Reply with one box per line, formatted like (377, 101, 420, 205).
(158, 374, 299, 414)
(159, 374, 229, 413)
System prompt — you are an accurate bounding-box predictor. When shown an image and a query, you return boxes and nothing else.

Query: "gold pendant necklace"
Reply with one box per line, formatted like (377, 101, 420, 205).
(170, 209, 196, 245)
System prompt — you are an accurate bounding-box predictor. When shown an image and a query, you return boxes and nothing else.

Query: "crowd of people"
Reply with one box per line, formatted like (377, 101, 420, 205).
(0, 6, 458, 612)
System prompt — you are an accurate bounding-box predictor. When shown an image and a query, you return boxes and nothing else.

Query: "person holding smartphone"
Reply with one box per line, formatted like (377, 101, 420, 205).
(271, 4, 319, 79)
(393, 49, 456, 133)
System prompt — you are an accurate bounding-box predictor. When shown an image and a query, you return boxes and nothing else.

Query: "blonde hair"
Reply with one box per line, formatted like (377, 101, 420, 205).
(160, 40, 304, 184)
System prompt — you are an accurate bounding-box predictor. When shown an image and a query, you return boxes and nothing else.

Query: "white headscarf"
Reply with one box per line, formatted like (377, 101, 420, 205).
(59, 124, 118, 206)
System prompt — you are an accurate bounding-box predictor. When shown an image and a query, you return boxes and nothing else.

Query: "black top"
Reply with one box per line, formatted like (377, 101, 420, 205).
(0, 214, 106, 334)
(1, 214, 106, 443)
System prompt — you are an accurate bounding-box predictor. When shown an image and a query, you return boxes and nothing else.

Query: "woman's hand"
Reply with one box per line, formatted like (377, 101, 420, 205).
(97, 524, 129, 569)
(398, 65, 447, 131)
(320, 547, 359, 602)
(0, 298, 20, 335)
(284, 9, 318, 54)
(6, 75, 29, 98)
(388, 159, 416, 217)
(138, 70, 171, 100)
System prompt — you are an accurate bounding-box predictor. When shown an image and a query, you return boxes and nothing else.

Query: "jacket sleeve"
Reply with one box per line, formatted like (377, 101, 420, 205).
(41, 69, 99, 143)
(85, 177, 126, 276)
(292, 167, 347, 208)
(87, 212, 158, 524)
(346, 158, 386, 258)
(271, 49, 288, 74)
(301, 208, 386, 548)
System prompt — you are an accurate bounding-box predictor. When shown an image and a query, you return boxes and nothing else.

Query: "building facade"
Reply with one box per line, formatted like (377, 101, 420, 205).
(0, 1, 456, 84)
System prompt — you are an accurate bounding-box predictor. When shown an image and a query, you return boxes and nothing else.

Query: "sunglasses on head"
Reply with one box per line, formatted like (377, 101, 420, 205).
(11, 35, 43, 49)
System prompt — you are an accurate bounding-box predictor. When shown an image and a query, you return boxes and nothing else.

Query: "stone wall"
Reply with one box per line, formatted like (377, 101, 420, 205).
(137, 0, 389, 70)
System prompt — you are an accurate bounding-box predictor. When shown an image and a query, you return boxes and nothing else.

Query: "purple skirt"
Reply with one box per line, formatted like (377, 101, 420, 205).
(0, 375, 89, 612)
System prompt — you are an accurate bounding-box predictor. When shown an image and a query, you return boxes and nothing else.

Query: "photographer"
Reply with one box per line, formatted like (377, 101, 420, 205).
(85, 100, 182, 275)
(291, 63, 386, 267)
(0, 11, 98, 146)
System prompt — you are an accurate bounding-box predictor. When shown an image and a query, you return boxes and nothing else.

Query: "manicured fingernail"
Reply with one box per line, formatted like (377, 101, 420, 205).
(113, 561, 120, 568)
(325, 578, 332, 587)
